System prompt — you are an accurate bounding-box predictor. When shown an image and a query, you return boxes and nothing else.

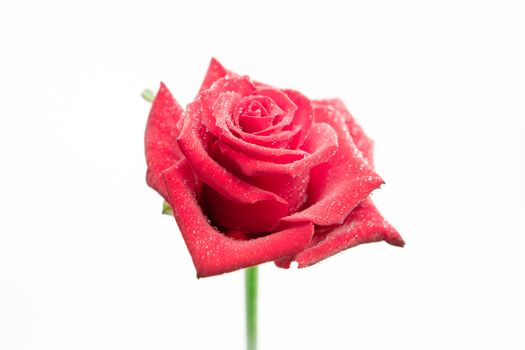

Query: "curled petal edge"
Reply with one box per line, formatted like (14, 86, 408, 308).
(162, 159, 315, 278)
(279, 105, 384, 227)
(314, 99, 374, 165)
(295, 199, 405, 268)
(145, 82, 183, 200)
(198, 58, 230, 94)
(213, 122, 338, 177)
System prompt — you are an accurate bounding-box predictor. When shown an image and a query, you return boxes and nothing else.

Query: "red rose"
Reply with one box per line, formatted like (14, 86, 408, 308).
(145, 59, 404, 278)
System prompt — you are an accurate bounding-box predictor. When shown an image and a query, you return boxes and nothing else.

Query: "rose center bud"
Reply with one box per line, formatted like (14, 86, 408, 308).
(234, 95, 283, 133)
(247, 100, 264, 116)
(199, 83, 319, 237)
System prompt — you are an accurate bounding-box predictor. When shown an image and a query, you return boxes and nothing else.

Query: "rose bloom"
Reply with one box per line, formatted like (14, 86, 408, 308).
(145, 59, 404, 278)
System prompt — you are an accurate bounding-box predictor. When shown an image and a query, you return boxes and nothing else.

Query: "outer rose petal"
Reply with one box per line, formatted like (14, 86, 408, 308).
(177, 100, 288, 208)
(280, 103, 383, 226)
(162, 159, 315, 277)
(276, 102, 404, 268)
(294, 199, 405, 268)
(198, 58, 230, 94)
(315, 99, 374, 165)
(145, 82, 184, 200)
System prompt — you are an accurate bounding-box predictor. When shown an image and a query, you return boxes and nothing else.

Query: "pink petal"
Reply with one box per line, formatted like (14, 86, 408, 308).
(295, 199, 405, 268)
(280, 103, 383, 226)
(315, 99, 374, 165)
(162, 159, 315, 278)
(226, 119, 298, 149)
(282, 89, 314, 148)
(211, 122, 338, 178)
(200, 184, 290, 234)
(209, 123, 338, 214)
(248, 88, 297, 133)
(198, 58, 230, 94)
(239, 114, 275, 133)
(209, 141, 308, 216)
(144, 82, 184, 200)
(234, 95, 282, 132)
(226, 94, 297, 148)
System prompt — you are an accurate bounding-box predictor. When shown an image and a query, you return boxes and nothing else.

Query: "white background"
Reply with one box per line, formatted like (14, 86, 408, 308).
(1, 1, 524, 349)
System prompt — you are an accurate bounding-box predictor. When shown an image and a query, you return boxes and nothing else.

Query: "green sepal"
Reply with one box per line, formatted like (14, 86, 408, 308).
(141, 89, 155, 103)
(162, 201, 173, 216)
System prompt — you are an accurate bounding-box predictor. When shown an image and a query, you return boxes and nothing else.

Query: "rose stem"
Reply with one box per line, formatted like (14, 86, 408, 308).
(245, 266, 258, 350)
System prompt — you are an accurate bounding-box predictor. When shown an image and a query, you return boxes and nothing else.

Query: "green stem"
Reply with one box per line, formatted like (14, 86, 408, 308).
(245, 266, 258, 350)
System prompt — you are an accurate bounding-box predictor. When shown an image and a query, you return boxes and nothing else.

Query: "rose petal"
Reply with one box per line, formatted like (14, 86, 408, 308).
(209, 141, 310, 215)
(145, 82, 184, 200)
(239, 114, 274, 133)
(200, 77, 255, 132)
(201, 184, 290, 234)
(211, 122, 338, 177)
(234, 95, 282, 132)
(162, 159, 315, 278)
(280, 103, 383, 226)
(282, 89, 314, 148)
(226, 117, 300, 149)
(208, 122, 338, 219)
(294, 199, 405, 268)
(274, 258, 293, 269)
(315, 99, 374, 165)
(198, 58, 230, 94)
(177, 100, 289, 209)
(248, 88, 297, 132)
(198, 58, 274, 95)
